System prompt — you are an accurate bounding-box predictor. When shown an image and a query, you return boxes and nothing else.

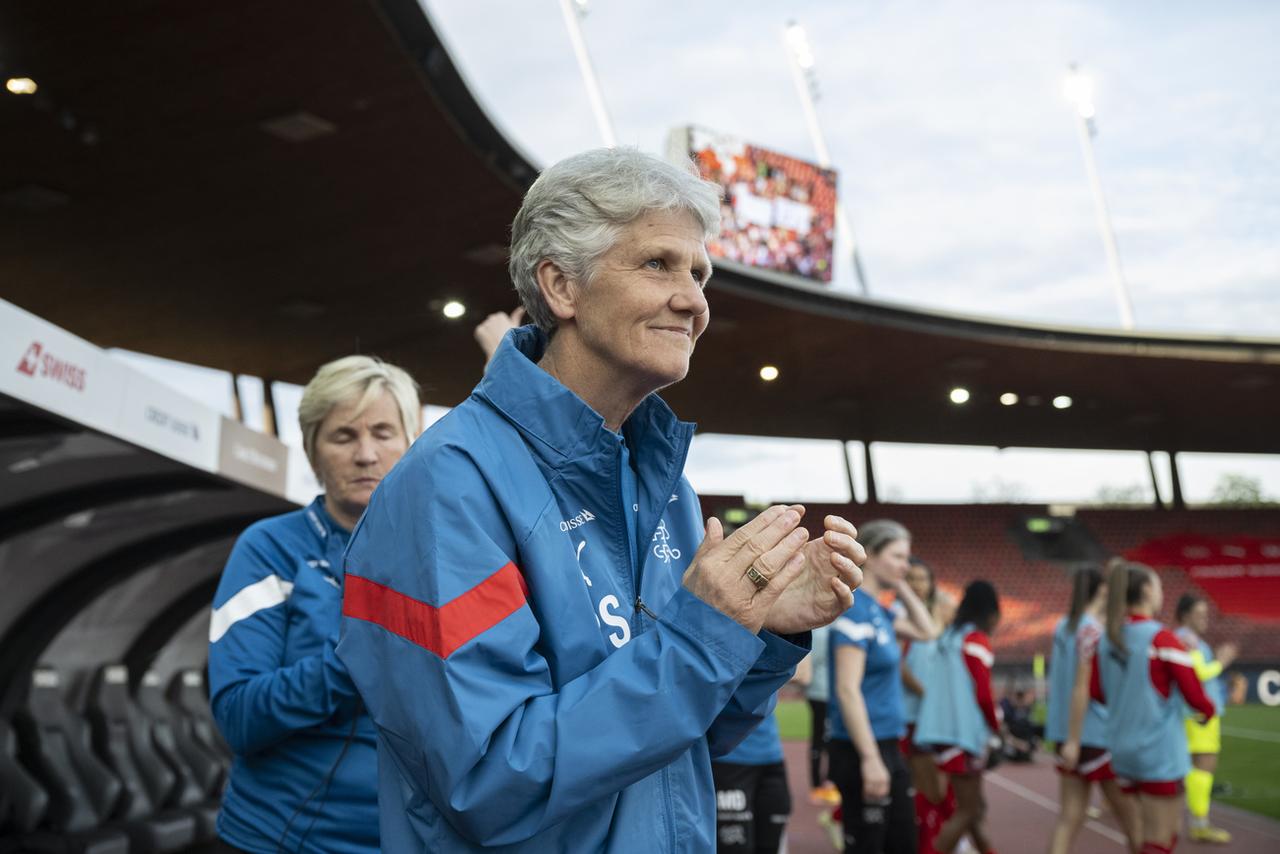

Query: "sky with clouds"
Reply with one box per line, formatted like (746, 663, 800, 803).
(405, 0, 1280, 503)
(423, 0, 1279, 335)
(110, 2, 1280, 506)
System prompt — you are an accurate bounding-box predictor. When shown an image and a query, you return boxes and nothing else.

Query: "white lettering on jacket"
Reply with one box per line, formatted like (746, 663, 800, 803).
(559, 508, 596, 532)
(598, 595, 632, 648)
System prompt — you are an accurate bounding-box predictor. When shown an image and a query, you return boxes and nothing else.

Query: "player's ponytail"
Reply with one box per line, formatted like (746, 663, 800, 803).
(1106, 558, 1156, 657)
(1105, 558, 1131, 656)
(1068, 563, 1104, 630)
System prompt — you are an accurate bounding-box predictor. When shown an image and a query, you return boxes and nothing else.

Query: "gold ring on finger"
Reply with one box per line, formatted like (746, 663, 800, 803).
(746, 565, 770, 591)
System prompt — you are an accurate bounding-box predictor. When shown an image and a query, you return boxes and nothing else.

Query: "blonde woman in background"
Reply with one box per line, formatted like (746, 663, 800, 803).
(207, 356, 420, 853)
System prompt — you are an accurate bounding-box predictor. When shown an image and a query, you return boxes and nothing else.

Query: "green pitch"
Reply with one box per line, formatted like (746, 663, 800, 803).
(775, 700, 1280, 821)
(1217, 704, 1280, 821)
(775, 699, 813, 742)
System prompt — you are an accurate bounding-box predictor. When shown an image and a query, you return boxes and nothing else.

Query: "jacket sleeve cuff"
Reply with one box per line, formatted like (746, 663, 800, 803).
(755, 630, 811, 673)
(658, 587, 766, 674)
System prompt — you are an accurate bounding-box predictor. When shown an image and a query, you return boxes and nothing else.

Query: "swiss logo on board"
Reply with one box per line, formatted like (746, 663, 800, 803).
(16, 342, 40, 376)
(15, 340, 87, 391)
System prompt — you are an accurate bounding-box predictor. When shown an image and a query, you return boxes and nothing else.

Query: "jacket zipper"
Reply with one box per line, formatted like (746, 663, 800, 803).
(617, 448, 680, 851)
(614, 445, 644, 634)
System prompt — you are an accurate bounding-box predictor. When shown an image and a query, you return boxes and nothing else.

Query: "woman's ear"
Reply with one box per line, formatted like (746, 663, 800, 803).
(536, 260, 577, 324)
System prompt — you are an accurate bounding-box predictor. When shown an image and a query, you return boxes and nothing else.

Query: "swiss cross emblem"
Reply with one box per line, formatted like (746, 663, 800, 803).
(16, 341, 41, 376)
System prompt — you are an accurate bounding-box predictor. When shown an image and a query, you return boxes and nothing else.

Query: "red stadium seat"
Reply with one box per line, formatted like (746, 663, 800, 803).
(700, 498, 1280, 663)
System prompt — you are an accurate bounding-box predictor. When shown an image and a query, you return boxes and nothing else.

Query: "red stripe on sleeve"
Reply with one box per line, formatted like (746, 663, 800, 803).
(1152, 628, 1216, 720)
(343, 562, 529, 659)
(962, 630, 1001, 733)
(1089, 653, 1105, 705)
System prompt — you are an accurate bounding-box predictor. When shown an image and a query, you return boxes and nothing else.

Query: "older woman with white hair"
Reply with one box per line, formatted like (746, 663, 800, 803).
(337, 147, 867, 852)
(208, 356, 419, 853)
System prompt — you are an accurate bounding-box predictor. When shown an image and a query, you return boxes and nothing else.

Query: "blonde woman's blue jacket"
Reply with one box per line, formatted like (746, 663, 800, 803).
(336, 327, 809, 852)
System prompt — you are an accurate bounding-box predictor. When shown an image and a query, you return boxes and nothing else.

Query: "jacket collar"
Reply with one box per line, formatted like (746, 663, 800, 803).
(475, 326, 696, 471)
(305, 495, 350, 542)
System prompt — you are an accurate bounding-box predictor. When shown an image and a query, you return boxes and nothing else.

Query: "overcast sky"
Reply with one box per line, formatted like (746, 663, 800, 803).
(405, 0, 1280, 502)
(109, 2, 1280, 506)
(423, 0, 1279, 336)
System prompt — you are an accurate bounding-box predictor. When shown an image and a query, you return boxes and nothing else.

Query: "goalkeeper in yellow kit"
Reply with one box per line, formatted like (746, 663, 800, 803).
(1174, 594, 1239, 845)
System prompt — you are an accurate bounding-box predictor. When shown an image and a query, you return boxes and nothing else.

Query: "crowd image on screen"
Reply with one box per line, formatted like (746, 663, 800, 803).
(690, 134, 838, 283)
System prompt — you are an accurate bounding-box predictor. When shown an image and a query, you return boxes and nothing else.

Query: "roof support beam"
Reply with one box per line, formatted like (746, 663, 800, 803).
(843, 441, 859, 504)
(863, 441, 878, 504)
(1147, 452, 1165, 511)
(1169, 451, 1186, 511)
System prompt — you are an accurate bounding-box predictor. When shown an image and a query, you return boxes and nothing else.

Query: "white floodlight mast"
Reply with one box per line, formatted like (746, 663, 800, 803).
(783, 21, 869, 296)
(559, 0, 617, 148)
(1064, 64, 1135, 330)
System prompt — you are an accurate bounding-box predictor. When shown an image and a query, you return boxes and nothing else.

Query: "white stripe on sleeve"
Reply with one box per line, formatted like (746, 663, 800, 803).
(963, 642, 994, 667)
(209, 575, 295, 643)
(832, 617, 876, 643)
(1149, 646, 1193, 667)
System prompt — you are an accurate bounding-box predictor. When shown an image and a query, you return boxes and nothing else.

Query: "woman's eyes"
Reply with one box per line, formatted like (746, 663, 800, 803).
(646, 258, 707, 284)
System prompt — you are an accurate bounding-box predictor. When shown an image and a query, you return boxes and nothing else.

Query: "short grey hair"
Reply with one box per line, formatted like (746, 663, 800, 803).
(857, 519, 912, 556)
(298, 355, 421, 473)
(509, 147, 723, 333)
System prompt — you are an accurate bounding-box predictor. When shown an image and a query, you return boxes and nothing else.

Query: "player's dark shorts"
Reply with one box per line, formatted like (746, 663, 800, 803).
(900, 722, 922, 757)
(929, 743, 986, 776)
(1053, 743, 1116, 783)
(712, 760, 791, 854)
(829, 737, 918, 854)
(1118, 777, 1184, 796)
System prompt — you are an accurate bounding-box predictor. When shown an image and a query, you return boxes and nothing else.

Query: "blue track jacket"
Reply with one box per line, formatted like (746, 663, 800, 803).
(337, 327, 809, 852)
(208, 498, 377, 853)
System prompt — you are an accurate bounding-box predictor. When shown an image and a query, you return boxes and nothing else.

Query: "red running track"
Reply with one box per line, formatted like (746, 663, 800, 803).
(780, 740, 1280, 853)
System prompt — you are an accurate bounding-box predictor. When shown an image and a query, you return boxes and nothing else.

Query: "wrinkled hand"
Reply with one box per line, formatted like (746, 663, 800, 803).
(474, 306, 525, 363)
(683, 505, 810, 634)
(763, 515, 864, 635)
(1059, 739, 1080, 771)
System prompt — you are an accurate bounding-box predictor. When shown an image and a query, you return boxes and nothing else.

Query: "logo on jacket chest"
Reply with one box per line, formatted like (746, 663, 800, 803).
(651, 519, 682, 563)
(560, 507, 596, 532)
(573, 536, 632, 650)
(569, 513, 689, 651)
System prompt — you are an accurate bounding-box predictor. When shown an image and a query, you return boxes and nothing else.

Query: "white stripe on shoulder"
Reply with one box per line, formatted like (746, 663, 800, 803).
(963, 642, 994, 667)
(832, 617, 876, 642)
(1149, 646, 1193, 667)
(209, 575, 295, 643)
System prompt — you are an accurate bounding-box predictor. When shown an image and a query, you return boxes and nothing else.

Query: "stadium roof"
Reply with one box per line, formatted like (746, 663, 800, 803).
(3, 0, 1278, 454)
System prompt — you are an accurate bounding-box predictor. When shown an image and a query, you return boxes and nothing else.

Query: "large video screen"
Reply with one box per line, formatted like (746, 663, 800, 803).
(675, 126, 838, 284)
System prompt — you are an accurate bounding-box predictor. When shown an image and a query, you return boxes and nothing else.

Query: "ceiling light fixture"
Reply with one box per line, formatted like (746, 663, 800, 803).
(442, 301, 466, 319)
(949, 387, 970, 405)
(6, 78, 38, 95)
(999, 392, 1019, 406)
(1053, 395, 1073, 409)
(759, 365, 779, 382)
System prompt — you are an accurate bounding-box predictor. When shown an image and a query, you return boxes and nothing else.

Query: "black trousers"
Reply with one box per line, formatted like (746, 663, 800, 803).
(808, 698, 829, 787)
(828, 738, 917, 854)
(712, 760, 792, 853)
